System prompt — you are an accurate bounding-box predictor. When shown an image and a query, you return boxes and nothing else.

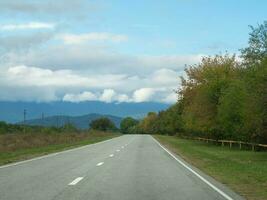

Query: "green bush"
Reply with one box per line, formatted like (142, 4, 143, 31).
(120, 117, 138, 134)
(90, 117, 116, 131)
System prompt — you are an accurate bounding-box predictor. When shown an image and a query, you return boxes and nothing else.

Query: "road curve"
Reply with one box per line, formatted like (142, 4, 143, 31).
(0, 135, 243, 200)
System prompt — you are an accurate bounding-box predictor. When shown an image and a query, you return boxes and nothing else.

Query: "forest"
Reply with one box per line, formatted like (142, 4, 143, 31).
(121, 22, 267, 144)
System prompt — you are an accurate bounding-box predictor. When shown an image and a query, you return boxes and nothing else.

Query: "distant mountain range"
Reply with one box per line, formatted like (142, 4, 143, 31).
(19, 113, 123, 129)
(0, 101, 170, 123)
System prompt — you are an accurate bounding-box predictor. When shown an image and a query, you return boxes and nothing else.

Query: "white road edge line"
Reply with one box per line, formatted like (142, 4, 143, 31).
(152, 137, 234, 200)
(0, 136, 122, 169)
(109, 154, 114, 157)
(68, 177, 84, 186)
(97, 162, 104, 166)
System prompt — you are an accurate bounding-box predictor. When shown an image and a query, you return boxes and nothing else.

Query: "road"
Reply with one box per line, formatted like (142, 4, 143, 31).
(0, 135, 243, 200)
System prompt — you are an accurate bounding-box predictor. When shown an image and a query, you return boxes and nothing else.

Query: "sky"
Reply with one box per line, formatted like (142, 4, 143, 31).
(0, 0, 266, 104)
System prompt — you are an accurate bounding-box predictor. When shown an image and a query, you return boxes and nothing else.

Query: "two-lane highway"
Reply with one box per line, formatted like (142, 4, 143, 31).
(0, 135, 243, 200)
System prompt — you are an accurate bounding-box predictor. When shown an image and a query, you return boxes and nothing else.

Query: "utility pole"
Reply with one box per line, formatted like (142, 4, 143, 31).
(23, 109, 27, 124)
(42, 112, 44, 126)
(56, 116, 59, 128)
(23, 109, 27, 133)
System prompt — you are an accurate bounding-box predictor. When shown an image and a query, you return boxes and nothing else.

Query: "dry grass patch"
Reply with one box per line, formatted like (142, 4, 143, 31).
(0, 131, 120, 165)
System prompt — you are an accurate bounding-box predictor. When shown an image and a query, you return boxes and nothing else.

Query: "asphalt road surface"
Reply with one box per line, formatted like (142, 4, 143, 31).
(0, 135, 243, 200)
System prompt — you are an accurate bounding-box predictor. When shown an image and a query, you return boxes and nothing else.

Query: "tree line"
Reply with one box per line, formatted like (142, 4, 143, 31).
(120, 22, 267, 144)
(0, 117, 118, 135)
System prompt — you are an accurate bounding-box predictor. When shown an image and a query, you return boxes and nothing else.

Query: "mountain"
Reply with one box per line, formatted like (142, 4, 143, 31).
(19, 113, 123, 129)
(0, 101, 170, 123)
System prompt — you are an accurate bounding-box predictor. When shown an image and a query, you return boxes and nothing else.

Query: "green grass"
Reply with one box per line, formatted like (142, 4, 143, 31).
(154, 135, 267, 200)
(0, 131, 120, 166)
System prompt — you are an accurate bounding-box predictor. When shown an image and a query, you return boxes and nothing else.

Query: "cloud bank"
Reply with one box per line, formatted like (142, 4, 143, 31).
(0, 1, 203, 104)
(0, 35, 202, 103)
(0, 64, 186, 103)
(0, 22, 55, 31)
(59, 33, 128, 44)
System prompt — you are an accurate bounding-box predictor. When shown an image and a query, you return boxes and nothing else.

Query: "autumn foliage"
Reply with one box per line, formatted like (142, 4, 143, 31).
(128, 22, 267, 144)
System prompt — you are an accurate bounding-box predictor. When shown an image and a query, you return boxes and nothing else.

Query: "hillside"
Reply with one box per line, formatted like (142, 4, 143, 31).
(19, 113, 123, 129)
(0, 101, 169, 123)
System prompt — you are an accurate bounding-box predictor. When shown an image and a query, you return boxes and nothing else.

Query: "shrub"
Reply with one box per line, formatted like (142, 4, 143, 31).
(90, 117, 116, 131)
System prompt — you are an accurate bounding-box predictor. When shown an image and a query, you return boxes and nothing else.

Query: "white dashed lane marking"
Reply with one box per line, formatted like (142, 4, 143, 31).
(68, 177, 84, 186)
(96, 162, 104, 166)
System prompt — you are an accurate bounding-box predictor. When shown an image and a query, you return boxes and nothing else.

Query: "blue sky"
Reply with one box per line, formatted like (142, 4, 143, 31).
(97, 0, 267, 55)
(0, 0, 266, 103)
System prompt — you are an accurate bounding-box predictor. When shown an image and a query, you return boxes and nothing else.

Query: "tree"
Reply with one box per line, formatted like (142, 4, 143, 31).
(242, 58, 267, 143)
(139, 112, 159, 134)
(0, 121, 8, 134)
(179, 55, 240, 138)
(176, 22, 267, 142)
(156, 102, 183, 135)
(62, 123, 78, 132)
(241, 21, 267, 65)
(134, 22, 267, 143)
(217, 80, 247, 140)
(89, 117, 116, 131)
(120, 117, 138, 134)
(239, 21, 267, 143)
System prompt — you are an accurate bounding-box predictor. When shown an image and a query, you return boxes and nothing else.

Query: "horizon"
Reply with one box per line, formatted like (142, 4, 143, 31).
(0, 100, 170, 123)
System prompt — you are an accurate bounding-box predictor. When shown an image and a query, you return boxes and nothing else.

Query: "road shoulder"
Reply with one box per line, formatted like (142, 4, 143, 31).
(153, 135, 245, 200)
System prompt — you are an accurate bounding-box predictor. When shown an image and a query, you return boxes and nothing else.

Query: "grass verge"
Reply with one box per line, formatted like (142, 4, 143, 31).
(154, 135, 267, 200)
(0, 131, 120, 166)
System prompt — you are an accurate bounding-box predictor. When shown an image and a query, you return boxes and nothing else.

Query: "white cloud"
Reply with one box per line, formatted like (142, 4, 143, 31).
(149, 68, 180, 86)
(132, 88, 156, 102)
(0, 1, 94, 18)
(0, 64, 183, 104)
(62, 90, 131, 103)
(132, 87, 177, 103)
(0, 1, 205, 105)
(99, 89, 116, 103)
(0, 22, 55, 31)
(0, 32, 54, 51)
(60, 88, 176, 104)
(4, 65, 126, 88)
(98, 89, 131, 103)
(5, 44, 202, 76)
(59, 32, 128, 44)
(63, 91, 97, 102)
(116, 94, 130, 102)
(162, 92, 177, 104)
